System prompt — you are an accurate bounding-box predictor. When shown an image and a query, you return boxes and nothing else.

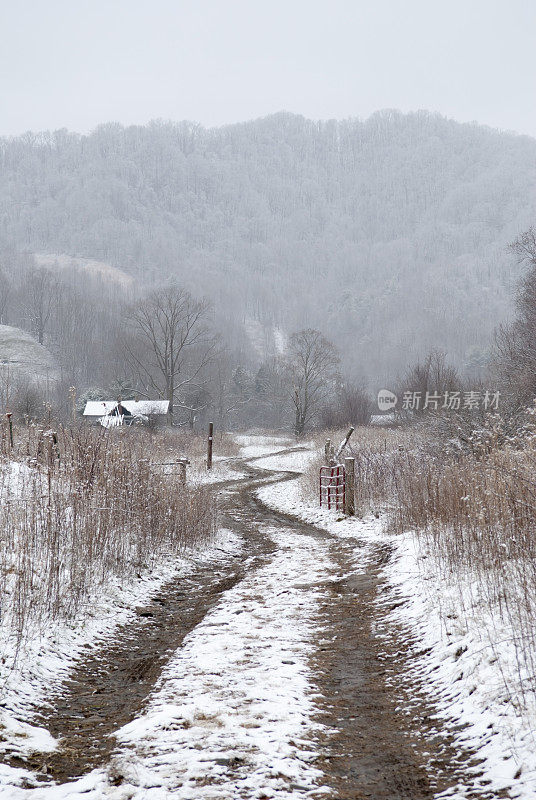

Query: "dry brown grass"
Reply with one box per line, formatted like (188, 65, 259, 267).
(304, 419, 536, 698)
(301, 426, 415, 511)
(0, 422, 217, 646)
(144, 427, 240, 472)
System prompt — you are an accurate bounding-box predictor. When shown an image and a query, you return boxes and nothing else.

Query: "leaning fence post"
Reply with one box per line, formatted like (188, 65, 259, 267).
(207, 422, 214, 470)
(344, 457, 355, 516)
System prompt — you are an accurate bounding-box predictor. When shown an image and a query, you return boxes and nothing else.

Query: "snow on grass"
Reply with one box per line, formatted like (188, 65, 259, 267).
(6, 435, 534, 797)
(234, 434, 294, 460)
(384, 534, 536, 799)
(189, 459, 243, 485)
(191, 433, 305, 482)
(257, 457, 384, 544)
(2, 520, 334, 799)
(248, 445, 315, 474)
(0, 528, 242, 792)
(258, 448, 536, 799)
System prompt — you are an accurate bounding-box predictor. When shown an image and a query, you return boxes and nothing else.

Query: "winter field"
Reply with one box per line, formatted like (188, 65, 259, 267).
(0, 429, 535, 797)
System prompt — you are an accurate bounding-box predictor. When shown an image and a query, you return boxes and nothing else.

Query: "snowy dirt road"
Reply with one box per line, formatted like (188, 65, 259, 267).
(1, 445, 505, 799)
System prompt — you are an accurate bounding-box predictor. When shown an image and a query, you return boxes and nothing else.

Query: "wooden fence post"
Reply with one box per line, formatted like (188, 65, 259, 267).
(6, 412, 13, 450)
(335, 426, 355, 461)
(207, 422, 214, 470)
(69, 386, 77, 425)
(325, 439, 336, 465)
(344, 457, 355, 516)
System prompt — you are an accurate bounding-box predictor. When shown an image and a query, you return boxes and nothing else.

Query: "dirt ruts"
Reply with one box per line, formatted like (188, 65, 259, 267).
(310, 535, 508, 799)
(5, 461, 291, 784)
(2, 449, 507, 798)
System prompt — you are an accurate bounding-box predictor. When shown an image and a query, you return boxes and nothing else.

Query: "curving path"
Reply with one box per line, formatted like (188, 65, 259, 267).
(1, 449, 506, 799)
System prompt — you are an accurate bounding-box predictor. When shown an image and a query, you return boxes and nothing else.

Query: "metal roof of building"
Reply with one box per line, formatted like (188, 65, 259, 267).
(83, 400, 169, 416)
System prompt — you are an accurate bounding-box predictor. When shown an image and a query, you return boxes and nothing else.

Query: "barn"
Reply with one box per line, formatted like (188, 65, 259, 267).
(83, 400, 169, 427)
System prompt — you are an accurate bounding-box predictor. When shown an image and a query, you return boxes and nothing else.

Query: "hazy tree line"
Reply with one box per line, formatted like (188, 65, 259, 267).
(2, 226, 536, 434)
(494, 228, 536, 411)
(1, 111, 536, 386)
(0, 247, 373, 432)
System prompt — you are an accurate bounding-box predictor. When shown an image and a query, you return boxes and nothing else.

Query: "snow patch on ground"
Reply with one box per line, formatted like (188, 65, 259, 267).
(234, 434, 294, 460)
(249, 446, 315, 474)
(258, 465, 384, 544)
(33, 254, 133, 287)
(273, 327, 288, 356)
(190, 458, 243, 485)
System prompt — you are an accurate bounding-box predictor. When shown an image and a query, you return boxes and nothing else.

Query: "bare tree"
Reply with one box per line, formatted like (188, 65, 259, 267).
(22, 268, 58, 344)
(321, 381, 373, 428)
(399, 350, 460, 412)
(123, 284, 215, 423)
(288, 329, 339, 437)
(493, 228, 536, 406)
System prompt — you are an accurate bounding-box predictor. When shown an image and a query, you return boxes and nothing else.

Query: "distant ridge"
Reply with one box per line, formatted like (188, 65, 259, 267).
(1, 110, 535, 381)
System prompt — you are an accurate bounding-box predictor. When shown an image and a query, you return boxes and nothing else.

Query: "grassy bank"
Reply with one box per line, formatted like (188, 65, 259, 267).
(0, 423, 218, 648)
(303, 421, 536, 701)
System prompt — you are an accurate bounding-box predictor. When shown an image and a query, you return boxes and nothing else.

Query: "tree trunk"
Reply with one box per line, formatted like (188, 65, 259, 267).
(167, 384, 174, 424)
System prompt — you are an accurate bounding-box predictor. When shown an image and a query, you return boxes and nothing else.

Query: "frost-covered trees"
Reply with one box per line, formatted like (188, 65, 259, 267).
(0, 111, 533, 383)
(321, 382, 373, 428)
(494, 228, 536, 405)
(399, 351, 460, 413)
(22, 268, 57, 345)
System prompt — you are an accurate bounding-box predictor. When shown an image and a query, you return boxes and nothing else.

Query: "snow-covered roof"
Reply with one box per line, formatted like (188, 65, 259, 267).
(83, 400, 169, 416)
(370, 413, 396, 426)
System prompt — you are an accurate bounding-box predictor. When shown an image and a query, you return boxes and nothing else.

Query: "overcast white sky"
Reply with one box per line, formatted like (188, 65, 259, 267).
(1, 0, 535, 137)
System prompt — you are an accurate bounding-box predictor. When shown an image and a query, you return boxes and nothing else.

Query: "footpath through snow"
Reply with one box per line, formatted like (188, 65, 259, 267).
(0, 435, 335, 798)
(0, 434, 535, 798)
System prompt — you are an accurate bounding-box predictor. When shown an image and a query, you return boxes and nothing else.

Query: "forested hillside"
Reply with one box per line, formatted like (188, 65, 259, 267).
(1, 110, 535, 382)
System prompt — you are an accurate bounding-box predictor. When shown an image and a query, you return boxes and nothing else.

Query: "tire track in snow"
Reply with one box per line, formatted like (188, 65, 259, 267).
(2, 445, 494, 799)
(2, 456, 335, 798)
(110, 520, 335, 798)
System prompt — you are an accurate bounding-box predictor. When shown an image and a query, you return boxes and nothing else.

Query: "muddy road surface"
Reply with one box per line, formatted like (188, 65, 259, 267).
(2, 449, 502, 798)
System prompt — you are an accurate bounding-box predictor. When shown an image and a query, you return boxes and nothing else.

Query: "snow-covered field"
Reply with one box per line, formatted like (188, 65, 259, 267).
(189, 456, 242, 485)
(233, 434, 295, 461)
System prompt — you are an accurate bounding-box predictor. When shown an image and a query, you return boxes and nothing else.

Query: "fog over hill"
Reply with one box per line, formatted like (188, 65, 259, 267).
(1, 110, 536, 384)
